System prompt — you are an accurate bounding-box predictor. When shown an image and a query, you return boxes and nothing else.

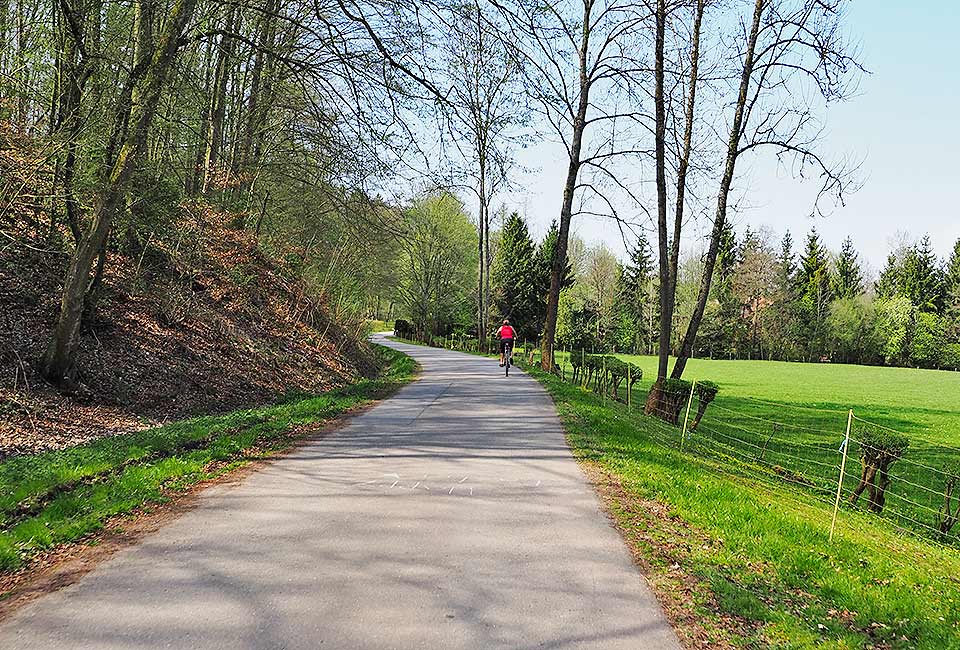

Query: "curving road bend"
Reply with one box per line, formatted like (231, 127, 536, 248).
(0, 333, 681, 650)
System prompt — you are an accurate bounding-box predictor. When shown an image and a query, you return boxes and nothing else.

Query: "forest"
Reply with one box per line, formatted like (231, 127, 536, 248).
(1, 0, 958, 430)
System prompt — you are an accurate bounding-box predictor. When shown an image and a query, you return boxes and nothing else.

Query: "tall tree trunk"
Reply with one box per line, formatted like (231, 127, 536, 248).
(652, 0, 669, 382)
(188, 35, 215, 196)
(665, 0, 703, 357)
(477, 158, 486, 343)
(43, 0, 199, 383)
(0, 0, 8, 121)
(644, 0, 670, 414)
(541, 0, 591, 371)
(201, 5, 236, 194)
(56, 0, 95, 245)
(670, 0, 764, 380)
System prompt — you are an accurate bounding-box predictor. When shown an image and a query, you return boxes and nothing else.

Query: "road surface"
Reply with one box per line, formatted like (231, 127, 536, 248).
(0, 334, 681, 649)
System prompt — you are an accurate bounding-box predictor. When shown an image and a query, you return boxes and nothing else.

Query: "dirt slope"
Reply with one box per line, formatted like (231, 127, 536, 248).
(1, 166, 372, 458)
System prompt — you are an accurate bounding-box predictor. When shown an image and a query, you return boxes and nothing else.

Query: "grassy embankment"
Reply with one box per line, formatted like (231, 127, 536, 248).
(526, 362, 960, 649)
(0, 344, 416, 573)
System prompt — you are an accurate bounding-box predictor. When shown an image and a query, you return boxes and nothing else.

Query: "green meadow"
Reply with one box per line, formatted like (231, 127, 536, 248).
(544, 351, 960, 541)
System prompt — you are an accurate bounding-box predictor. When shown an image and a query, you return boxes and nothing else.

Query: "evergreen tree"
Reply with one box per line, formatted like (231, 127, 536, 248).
(532, 220, 574, 339)
(490, 212, 539, 339)
(769, 231, 801, 360)
(701, 222, 740, 356)
(875, 251, 903, 298)
(901, 235, 945, 313)
(609, 233, 656, 352)
(832, 236, 864, 299)
(777, 230, 797, 292)
(621, 233, 655, 304)
(944, 238, 960, 339)
(796, 228, 833, 359)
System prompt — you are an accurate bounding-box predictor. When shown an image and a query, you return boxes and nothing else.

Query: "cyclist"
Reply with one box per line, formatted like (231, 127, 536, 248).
(496, 319, 515, 367)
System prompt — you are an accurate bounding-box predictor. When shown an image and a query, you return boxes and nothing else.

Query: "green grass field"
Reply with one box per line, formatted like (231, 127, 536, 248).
(544, 350, 960, 542)
(525, 364, 960, 649)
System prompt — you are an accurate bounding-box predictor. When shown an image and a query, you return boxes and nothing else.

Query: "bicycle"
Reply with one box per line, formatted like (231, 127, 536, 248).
(503, 341, 513, 377)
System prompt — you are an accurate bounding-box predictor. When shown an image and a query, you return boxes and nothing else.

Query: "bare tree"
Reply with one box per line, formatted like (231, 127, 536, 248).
(443, 0, 522, 343)
(667, 0, 861, 382)
(649, 0, 705, 393)
(489, 0, 653, 370)
(43, 0, 200, 383)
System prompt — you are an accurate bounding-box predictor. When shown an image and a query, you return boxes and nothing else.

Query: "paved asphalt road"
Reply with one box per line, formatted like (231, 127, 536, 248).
(0, 335, 681, 649)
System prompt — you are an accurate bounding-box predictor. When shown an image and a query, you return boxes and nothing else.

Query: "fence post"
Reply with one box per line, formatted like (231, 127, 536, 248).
(601, 356, 606, 405)
(627, 365, 632, 410)
(681, 380, 697, 450)
(830, 409, 854, 543)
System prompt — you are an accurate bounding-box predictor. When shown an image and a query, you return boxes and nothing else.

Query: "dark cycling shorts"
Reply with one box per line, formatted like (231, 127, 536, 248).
(499, 338, 514, 354)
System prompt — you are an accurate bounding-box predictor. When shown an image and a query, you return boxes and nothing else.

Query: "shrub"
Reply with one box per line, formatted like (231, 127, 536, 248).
(849, 428, 909, 513)
(393, 319, 413, 339)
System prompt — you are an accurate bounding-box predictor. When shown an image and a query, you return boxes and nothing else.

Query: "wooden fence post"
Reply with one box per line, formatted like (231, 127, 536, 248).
(681, 380, 697, 450)
(830, 410, 854, 542)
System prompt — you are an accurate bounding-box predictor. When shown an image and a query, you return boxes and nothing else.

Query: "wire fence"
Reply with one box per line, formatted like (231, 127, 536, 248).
(420, 335, 960, 550)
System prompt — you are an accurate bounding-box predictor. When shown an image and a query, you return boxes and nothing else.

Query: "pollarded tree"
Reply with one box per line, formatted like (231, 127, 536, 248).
(849, 428, 909, 514)
(832, 236, 864, 299)
(491, 212, 540, 340)
(937, 462, 960, 536)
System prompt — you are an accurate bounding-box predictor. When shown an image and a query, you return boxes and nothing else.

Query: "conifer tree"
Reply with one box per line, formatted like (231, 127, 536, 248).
(610, 233, 656, 352)
(832, 236, 864, 299)
(491, 212, 539, 339)
(796, 228, 833, 359)
(533, 221, 574, 338)
(902, 235, 945, 313)
(944, 238, 960, 338)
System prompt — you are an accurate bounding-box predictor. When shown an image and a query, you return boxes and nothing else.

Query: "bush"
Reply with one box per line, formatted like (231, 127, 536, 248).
(393, 319, 413, 339)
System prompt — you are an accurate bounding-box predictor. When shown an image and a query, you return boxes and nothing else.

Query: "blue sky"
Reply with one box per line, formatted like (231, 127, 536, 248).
(501, 1, 960, 275)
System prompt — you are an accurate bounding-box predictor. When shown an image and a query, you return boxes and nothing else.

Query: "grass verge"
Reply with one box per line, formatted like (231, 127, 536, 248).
(0, 344, 416, 574)
(524, 363, 960, 650)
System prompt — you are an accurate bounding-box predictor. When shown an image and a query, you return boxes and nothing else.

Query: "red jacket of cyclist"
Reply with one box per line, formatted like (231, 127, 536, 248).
(496, 319, 515, 366)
